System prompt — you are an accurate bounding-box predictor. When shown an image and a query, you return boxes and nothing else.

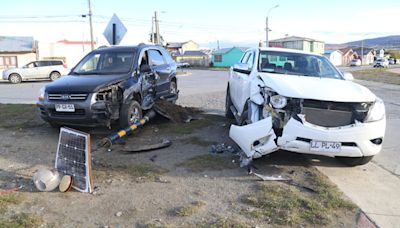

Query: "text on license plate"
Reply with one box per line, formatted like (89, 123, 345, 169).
(310, 141, 341, 152)
(55, 104, 75, 112)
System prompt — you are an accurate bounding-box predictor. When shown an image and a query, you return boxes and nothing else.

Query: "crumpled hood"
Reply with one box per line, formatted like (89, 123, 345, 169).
(259, 73, 376, 102)
(45, 74, 130, 93)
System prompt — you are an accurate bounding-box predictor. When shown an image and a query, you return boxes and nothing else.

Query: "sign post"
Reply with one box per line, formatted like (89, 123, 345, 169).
(103, 14, 127, 45)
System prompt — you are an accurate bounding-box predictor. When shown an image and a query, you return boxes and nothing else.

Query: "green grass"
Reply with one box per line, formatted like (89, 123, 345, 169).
(175, 201, 206, 217)
(177, 154, 236, 172)
(0, 192, 21, 213)
(0, 213, 43, 228)
(0, 104, 45, 129)
(0, 192, 42, 228)
(352, 68, 400, 85)
(93, 163, 168, 181)
(241, 171, 356, 226)
(197, 217, 250, 228)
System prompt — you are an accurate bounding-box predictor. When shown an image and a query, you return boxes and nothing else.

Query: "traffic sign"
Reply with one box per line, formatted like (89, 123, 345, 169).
(103, 14, 127, 45)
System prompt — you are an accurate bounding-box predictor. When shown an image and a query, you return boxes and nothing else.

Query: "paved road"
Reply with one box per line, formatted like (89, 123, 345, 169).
(0, 69, 399, 226)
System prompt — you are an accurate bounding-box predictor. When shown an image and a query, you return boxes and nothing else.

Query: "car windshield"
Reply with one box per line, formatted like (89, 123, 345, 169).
(72, 50, 135, 75)
(258, 51, 342, 79)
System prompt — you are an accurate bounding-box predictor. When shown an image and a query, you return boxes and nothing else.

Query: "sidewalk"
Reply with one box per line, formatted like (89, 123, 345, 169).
(313, 160, 400, 228)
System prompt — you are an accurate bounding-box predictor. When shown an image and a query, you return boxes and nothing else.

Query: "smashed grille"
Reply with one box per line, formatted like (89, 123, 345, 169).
(301, 100, 371, 127)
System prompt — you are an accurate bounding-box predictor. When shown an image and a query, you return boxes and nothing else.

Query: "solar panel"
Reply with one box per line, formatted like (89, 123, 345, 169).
(55, 127, 93, 193)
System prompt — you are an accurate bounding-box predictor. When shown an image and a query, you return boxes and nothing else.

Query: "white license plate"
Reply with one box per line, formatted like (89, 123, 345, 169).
(310, 140, 341, 152)
(55, 104, 75, 112)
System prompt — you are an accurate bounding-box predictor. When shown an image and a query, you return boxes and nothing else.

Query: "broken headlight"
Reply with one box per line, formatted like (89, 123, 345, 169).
(365, 98, 385, 122)
(270, 95, 287, 109)
(38, 87, 45, 101)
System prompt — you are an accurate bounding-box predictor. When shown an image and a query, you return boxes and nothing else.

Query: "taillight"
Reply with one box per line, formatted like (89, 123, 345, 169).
(63, 63, 67, 68)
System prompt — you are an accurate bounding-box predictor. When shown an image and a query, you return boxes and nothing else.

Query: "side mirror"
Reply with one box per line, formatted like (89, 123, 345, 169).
(140, 64, 152, 73)
(233, 63, 251, 74)
(342, 72, 354, 81)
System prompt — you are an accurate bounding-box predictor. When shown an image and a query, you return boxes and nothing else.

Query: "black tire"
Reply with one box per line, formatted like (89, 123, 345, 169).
(9, 73, 22, 84)
(335, 156, 374, 166)
(169, 80, 178, 103)
(119, 100, 142, 128)
(50, 71, 61, 81)
(225, 86, 234, 119)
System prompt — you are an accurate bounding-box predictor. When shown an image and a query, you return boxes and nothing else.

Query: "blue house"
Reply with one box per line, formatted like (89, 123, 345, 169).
(212, 47, 248, 67)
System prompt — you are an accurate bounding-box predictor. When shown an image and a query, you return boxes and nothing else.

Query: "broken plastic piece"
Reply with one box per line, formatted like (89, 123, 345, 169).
(229, 117, 278, 158)
(121, 139, 172, 153)
(253, 172, 289, 181)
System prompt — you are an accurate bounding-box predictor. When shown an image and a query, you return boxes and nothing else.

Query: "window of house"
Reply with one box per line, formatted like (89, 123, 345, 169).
(214, 54, 222, 62)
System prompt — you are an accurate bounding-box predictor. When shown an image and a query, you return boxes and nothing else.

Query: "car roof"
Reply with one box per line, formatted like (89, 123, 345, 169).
(94, 44, 164, 53)
(254, 47, 323, 56)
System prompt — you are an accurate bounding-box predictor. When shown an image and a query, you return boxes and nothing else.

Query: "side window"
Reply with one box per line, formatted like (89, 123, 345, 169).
(140, 51, 149, 67)
(246, 52, 254, 69)
(214, 55, 222, 62)
(160, 49, 174, 64)
(51, 61, 63, 66)
(240, 52, 250, 64)
(148, 50, 166, 66)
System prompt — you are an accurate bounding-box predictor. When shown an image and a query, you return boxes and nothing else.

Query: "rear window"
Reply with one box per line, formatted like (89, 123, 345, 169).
(50, 60, 63, 65)
(37, 61, 51, 67)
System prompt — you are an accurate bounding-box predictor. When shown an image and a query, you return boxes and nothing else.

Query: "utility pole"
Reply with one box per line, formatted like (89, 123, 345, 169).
(266, 5, 279, 47)
(217, 40, 220, 50)
(151, 16, 155, 44)
(361, 39, 364, 65)
(88, 0, 94, 50)
(154, 11, 160, 45)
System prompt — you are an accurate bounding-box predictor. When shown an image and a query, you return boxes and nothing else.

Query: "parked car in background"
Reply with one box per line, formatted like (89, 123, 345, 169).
(226, 47, 386, 167)
(37, 44, 178, 128)
(388, 58, 396, 65)
(373, 58, 389, 68)
(2, 60, 68, 84)
(349, 59, 361, 66)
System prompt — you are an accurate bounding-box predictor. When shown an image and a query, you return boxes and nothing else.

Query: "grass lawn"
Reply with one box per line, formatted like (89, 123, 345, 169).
(352, 68, 400, 85)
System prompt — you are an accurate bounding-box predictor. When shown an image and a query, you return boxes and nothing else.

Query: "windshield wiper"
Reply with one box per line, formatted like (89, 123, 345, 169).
(261, 70, 285, 74)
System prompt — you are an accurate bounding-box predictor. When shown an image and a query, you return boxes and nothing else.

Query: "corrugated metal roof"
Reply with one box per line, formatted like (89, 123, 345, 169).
(166, 42, 183, 48)
(270, 36, 324, 43)
(181, 50, 208, 56)
(0, 36, 35, 52)
(213, 47, 249, 55)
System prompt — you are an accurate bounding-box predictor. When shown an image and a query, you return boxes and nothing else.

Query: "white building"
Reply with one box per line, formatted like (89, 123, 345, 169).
(39, 40, 96, 67)
(324, 50, 343, 66)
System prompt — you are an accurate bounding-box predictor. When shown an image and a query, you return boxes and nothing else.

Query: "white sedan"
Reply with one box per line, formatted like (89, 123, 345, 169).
(226, 48, 386, 166)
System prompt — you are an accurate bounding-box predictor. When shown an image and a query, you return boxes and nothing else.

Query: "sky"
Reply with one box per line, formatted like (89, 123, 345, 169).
(0, 0, 399, 48)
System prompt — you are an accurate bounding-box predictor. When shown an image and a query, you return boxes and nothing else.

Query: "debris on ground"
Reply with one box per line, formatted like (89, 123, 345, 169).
(210, 143, 236, 154)
(153, 100, 202, 123)
(32, 169, 61, 192)
(121, 139, 172, 153)
(253, 172, 289, 181)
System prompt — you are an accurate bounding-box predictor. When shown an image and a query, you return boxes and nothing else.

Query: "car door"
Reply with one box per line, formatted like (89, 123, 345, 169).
(21, 62, 39, 79)
(230, 52, 250, 111)
(35, 61, 51, 79)
(237, 51, 255, 114)
(148, 49, 170, 97)
(232, 51, 255, 115)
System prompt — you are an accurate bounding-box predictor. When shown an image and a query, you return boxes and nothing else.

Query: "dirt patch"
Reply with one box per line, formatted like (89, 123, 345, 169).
(0, 104, 361, 227)
(353, 68, 400, 85)
(177, 154, 237, 172)
(154, 100, 202, 123)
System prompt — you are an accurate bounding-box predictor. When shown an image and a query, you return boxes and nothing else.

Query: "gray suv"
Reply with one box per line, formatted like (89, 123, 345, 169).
(37, 44, 178, 128)
(2, 60, 68, 83)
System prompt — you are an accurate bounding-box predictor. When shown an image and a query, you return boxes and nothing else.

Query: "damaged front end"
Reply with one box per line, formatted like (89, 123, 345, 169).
(229, 85, 386, 161)
(91, 83, 123, 127)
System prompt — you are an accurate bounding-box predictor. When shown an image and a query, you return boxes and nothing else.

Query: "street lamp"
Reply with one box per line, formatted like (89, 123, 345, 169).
(266, 4, 279, 47)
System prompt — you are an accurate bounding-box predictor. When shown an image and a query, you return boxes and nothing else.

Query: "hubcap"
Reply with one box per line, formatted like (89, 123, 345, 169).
(128, 106, 140, 124)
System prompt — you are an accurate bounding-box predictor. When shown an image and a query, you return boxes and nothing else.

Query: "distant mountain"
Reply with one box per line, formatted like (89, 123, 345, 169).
(326, 35, 400, 50)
